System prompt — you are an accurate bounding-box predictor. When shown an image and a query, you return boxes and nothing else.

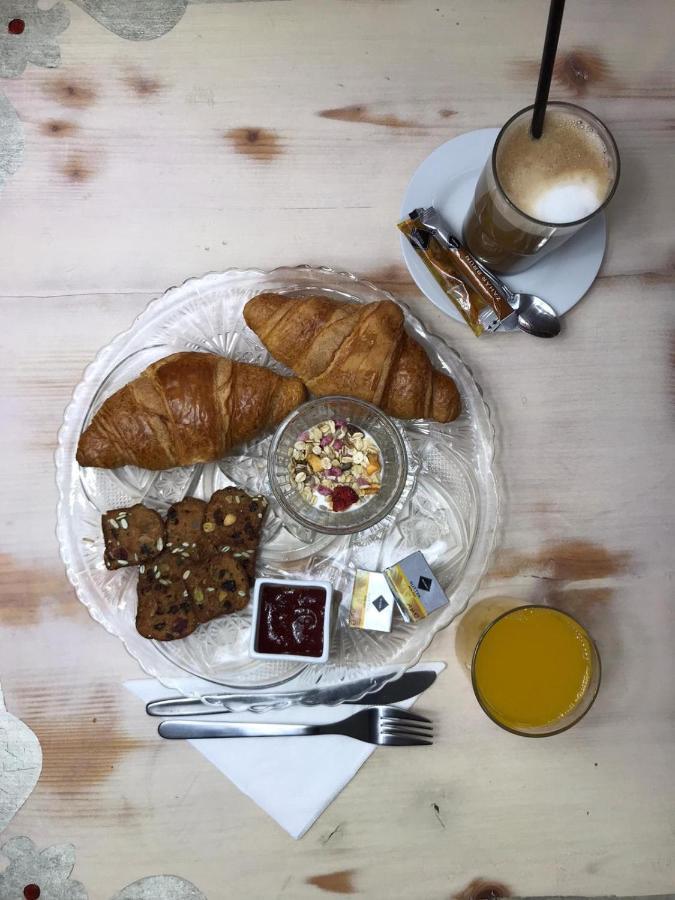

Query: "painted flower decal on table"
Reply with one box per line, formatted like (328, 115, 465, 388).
(0, 0, 70, 78)
(0, 686, 42, 833)
(70, 0, 188, 42)
(0, 89, 23, 191)
(0, 837, 207, 899)
(111, 874, 207, 900)
(0, 0, 193, 78)
(0, 837, 87, 900)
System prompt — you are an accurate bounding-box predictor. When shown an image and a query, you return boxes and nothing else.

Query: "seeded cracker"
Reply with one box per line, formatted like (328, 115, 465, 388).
(226, 547, 257, 583)
(187, 554, 250, 624)
(102, 504, 165, 570)
(165, 496, 210, 561)
(136, 551, 197, 640)
(203, 487, 269, 552)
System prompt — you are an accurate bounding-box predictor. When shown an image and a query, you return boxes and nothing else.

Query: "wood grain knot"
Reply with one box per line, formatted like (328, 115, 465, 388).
(306, 870, 356, 894)
(319, 104, 418, 129)
(124, 71, 163, 98)
(61, 153, 98, 183)
(512, 48, 614, 98)
(226, 127, 283, 161)
(46, 76, 98, 109)
(453, 878, 512, 900)
(555, 49, 611, 96)
(41, 119, 77, 137)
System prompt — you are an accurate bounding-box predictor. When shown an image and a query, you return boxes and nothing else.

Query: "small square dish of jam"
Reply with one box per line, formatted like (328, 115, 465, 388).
(249, 578, 332, 664)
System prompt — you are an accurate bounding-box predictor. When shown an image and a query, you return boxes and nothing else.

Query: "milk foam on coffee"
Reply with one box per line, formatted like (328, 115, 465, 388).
(496, 109, 613, 224)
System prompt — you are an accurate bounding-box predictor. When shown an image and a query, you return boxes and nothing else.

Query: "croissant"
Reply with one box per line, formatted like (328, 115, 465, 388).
(77, 352, 307, 469)
(243, 294, 461, 422)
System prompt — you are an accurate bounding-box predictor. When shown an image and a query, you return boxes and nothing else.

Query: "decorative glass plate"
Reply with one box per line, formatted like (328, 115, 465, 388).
(56, 267, 498, 705)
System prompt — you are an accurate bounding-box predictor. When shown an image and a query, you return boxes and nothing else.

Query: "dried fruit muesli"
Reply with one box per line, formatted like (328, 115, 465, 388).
(288, 418, 382, 512)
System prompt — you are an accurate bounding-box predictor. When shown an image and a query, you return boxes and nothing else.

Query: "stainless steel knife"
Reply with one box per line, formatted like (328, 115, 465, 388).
(146, 669, 438, 717)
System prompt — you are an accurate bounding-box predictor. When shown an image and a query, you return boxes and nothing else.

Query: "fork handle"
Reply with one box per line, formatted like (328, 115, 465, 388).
(158, 719, 319, 740)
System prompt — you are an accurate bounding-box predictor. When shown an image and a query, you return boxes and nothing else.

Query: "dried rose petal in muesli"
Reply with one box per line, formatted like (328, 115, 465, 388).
(331, 485, 359, 512)
(288, 418, 382, 512)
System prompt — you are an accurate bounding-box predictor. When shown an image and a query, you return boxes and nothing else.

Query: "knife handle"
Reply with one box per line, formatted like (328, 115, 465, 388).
(146, 696, 293, 716)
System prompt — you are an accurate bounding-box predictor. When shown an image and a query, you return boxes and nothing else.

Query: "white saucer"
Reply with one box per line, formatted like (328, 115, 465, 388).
(400, 128, 606, 329)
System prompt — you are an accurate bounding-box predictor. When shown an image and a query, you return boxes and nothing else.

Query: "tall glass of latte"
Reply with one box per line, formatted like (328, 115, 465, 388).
(463, 102, 620, 274)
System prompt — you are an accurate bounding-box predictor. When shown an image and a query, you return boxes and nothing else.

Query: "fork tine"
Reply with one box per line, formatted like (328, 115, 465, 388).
(380, 715, 433, 730)
(379, 733, 433, 747)
(379, 715, 433, 731)
(378, 707, 433, 725)
(381, 723, 434, 739)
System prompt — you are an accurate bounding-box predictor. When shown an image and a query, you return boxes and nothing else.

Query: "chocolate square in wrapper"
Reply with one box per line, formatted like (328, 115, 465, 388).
(348, 569, 395, 632)
(385, 551, 448, 623)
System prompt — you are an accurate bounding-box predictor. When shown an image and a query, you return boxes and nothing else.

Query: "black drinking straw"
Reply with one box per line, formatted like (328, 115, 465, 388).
(531, 0, 566, 139)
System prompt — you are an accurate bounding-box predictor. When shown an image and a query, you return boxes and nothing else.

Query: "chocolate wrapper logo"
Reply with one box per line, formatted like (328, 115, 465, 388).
(373, 595, 389, 612)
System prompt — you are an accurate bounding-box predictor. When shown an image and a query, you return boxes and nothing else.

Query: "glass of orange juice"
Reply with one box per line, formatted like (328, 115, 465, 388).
(471, 605, 601, 737)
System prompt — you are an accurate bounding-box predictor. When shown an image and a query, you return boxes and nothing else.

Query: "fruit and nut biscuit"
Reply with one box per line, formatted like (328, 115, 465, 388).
(187, 553, 250, 624)
(102, 504, 165, 570)
(165, 497, 210, 561)
(230, 548, 256, 583)
(202, 487, 269, 551)
(135, 551, 197, 641)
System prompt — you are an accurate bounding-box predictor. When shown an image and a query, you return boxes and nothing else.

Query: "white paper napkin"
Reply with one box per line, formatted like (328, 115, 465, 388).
(125, 662, 444, 839)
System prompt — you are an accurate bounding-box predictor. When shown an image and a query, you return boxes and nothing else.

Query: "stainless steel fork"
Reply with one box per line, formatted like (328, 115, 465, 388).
(158, 706, 433, 746)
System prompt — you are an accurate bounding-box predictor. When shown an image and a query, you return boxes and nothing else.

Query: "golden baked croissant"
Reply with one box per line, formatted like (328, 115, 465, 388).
(243, 294, 461, 422)
(77, 352, 307, 469)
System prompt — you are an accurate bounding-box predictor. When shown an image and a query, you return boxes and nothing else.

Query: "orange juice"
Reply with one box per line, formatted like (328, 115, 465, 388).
(472, 606, 594, 732)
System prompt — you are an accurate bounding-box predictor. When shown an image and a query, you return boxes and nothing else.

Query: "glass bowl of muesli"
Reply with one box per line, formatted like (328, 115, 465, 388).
(268, 396, 409, 535)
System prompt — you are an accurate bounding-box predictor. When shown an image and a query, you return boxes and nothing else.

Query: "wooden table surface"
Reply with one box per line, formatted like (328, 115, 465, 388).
(1, 1, 673, 898)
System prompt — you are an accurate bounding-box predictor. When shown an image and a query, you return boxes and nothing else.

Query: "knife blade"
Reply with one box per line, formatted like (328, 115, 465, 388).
(145, 669, 438, 717)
